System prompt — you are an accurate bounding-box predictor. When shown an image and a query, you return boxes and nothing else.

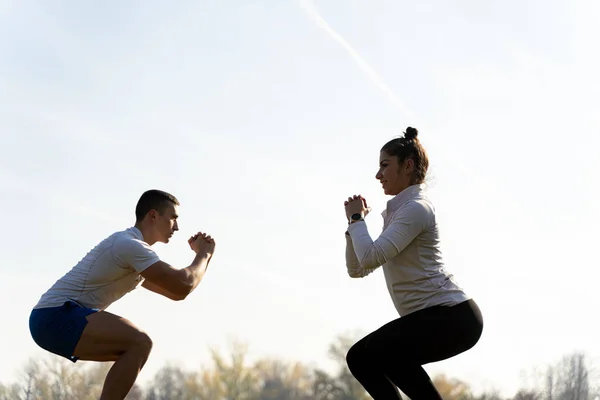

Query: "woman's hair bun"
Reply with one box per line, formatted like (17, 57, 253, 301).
(404, 126, 418, 140)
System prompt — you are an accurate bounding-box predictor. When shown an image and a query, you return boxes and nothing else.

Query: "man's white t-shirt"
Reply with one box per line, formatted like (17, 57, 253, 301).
(34, 227, 160, 311)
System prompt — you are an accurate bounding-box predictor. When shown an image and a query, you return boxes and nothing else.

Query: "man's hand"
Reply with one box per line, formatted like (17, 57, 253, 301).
(188, 232, 216, 256)
(344, 195, 371, 220)
(141, 232, 216, 301)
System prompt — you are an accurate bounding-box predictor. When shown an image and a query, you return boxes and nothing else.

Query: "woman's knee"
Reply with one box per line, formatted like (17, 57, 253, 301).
(346, 340, 369, 372)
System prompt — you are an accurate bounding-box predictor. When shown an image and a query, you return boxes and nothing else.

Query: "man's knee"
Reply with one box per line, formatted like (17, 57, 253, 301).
(133, 331, 153, 354)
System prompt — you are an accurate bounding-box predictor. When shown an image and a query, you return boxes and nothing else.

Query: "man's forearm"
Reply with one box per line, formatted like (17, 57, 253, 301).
(181, 252, 212, 296)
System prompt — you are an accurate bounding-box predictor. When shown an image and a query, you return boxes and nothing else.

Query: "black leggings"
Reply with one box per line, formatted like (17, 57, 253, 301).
(346, 299, 483, 400)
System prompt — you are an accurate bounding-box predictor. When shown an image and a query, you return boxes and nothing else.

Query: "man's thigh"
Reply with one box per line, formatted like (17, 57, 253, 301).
(73, 311, 151, 362)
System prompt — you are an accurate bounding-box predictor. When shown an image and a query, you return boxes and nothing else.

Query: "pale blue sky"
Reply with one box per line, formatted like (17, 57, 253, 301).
(1, 0, 599, 397)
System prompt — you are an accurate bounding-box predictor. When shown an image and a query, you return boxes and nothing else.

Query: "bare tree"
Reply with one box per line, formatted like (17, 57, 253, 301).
(19, 359, 44, 400)
(5, 356, 112, 400)
(0, 382, 22, 400)
(69, 361, 112, 399)
(167, 340, 261, 400)
(124, 383, 144, 400)
(254, 358, 313, 400)
(513, 389, 542, 400)
(6, 336, 597, 400)
(432, 374, 472, 400)
(208, 341, 260, 400)
(191, 369, 226, 400)
(467, 390, 505, 400)
(11, 358, 54, 400)
(534, 352, 594, 400)
(144, 364, 191, 400)
(556, 352, 590, 400)
(310, 369, 347, 400)
(545, 367, 555, 400)
(326, 332, 370, 400)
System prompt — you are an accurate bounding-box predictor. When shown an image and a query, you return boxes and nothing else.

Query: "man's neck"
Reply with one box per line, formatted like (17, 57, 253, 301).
(134, 223, 156, 245)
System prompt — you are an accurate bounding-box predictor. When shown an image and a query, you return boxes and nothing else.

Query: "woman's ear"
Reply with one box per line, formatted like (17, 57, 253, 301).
(404, 158, 415, 175)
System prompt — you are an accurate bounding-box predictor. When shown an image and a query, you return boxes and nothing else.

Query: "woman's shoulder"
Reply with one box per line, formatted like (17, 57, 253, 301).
(392, 197, 436, 222)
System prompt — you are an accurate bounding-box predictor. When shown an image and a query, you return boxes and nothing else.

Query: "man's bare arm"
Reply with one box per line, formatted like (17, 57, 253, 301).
(140, 253, 211, 300)
(140, 232, 215, 300)
(141, 279, 184, 301)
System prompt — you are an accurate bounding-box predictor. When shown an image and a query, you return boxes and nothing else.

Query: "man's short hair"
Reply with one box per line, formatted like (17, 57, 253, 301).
(135, 189, 180, 221)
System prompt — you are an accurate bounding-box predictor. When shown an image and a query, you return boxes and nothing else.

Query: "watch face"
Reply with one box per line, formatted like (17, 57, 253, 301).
(351, 213, 362, 220)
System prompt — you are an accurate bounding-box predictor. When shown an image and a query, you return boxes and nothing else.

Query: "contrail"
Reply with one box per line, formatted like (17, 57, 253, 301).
(298, 0, 470, 178)
(298, 0, 533, 216)
(299, 0, 418, 123)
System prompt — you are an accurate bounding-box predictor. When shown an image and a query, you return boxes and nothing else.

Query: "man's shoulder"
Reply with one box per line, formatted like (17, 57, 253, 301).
(110, 228, 161, 272)
(112, 227, 142, 242)
(111, 228, 154, 256)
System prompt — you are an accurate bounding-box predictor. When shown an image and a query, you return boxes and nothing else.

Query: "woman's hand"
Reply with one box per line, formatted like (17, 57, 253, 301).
(344, 194, 370, 221)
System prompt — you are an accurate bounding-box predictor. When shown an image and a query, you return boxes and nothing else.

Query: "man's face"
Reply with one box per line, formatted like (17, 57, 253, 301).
(154, 202, 179, 243)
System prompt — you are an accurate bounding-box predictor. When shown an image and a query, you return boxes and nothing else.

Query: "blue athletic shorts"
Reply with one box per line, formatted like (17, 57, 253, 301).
(29, 300, 99, 362)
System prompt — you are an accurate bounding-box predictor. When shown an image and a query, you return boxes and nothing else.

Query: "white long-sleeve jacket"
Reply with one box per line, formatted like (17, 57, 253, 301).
(346, 184, 470, 317)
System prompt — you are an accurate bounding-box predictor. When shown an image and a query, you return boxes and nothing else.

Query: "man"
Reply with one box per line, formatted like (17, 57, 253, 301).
(29, 189, 216, 400)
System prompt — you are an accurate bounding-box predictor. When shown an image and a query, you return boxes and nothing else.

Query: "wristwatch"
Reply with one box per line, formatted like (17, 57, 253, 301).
(349, 213, 363, 224)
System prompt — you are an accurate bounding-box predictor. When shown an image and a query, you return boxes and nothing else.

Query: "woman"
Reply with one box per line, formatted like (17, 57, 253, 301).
(343, 127, 483, 399)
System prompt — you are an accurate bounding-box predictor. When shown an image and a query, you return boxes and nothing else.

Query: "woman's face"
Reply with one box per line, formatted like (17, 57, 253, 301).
(375, 151, 413, 196)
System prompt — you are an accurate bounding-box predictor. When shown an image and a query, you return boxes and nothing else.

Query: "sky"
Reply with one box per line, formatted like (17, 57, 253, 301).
(1, 0, 599, 397)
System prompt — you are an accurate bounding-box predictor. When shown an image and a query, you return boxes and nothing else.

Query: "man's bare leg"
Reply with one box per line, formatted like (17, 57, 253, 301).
(72, 311, 153, 400)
